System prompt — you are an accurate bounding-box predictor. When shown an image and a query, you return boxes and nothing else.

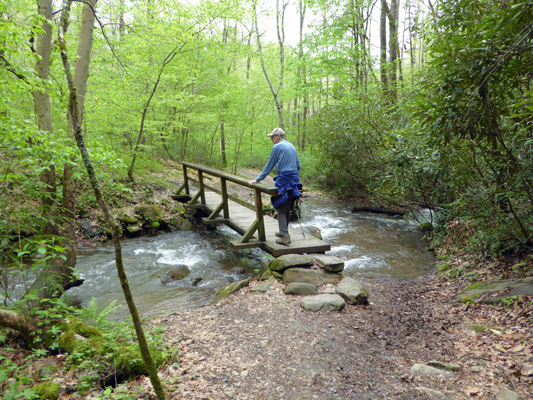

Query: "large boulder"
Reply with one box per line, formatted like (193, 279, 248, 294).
(79, 218, 104, 238)
(268, 254, 314, 273)
(455, 277, 533, 304)
(160, 265, 191, 285)
(336, 276, 369, 304)
(410, 364, 454, 378)
(174, 217, 193, 231)
(300, 294, 345, 312)
(283, 268, 341, 286)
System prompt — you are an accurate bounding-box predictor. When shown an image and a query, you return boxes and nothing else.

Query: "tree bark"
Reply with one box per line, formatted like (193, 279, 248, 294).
(0, 309, 39, 346)
(31, 0, 77, 300)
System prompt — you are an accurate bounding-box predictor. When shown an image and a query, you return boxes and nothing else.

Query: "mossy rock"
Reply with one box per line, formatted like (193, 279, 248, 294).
(116, 210, 138, 224)
(33, 381, 60, 400)
(454, 277, 533, 304)
(58, 331, 84, 353)
(465, 281, 496, 291)
(214, 278, 251, 302)
(175, 217, 193, 231)
(126, 224, 143, 235)
(72, 320, 103, 338)
(134, 205, 161, 221)
(143, 220, 160, 229)
(260, 268, 275, 280)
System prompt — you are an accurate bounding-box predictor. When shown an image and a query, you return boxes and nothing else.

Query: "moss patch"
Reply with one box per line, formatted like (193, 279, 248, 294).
(215, 278, 251, 302)
(116, 343, 165, 380)
(33, 381, 60, 400)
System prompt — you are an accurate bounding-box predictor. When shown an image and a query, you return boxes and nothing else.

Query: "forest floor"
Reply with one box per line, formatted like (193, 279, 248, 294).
(114, 167, 533, 400)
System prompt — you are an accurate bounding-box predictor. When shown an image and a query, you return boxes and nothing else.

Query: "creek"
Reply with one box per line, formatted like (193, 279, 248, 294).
(67, 197, 435, 320)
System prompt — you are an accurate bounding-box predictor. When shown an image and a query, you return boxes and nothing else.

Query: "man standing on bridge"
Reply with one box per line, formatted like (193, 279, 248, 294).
(248, 128, 302, 245)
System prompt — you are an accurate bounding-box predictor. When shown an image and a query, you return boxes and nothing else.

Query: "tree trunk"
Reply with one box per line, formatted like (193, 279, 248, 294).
(253, 2, 284, 130)
(0, 309, 39, 346)
(119, 0, 125, 38)
(128, 47, 181, 180)
(380, 0, 388, 96)
(220, 121, 227, 167)
(388, 0, 399, 101)
(57, 3, 167, 398)
(298, 0, 306, 150)
(34, 0, 57, 236)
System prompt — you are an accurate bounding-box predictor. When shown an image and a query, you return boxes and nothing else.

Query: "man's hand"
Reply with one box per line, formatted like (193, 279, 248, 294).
(248, 179, 257, 186)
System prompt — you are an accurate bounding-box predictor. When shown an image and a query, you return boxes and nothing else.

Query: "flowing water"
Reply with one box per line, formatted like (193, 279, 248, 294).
(67, 197, 435, 319)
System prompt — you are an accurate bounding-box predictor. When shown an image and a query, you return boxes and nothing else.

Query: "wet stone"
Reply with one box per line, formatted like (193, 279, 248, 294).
(269, 254, 314, 273)
(311, 254, 345, 272)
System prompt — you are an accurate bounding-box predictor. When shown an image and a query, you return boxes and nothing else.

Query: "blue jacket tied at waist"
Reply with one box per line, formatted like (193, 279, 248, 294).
(272, 170, 302, 210)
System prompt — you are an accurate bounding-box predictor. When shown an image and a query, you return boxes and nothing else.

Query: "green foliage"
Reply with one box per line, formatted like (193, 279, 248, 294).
(1, 295, 179, 398)
(1, 236, 72, 310)
(412, 0, 533, 256)
(500, 296, 519, 308)
(0, 350, 39, 400)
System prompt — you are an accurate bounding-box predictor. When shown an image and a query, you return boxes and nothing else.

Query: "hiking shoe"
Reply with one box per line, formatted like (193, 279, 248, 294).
(275, 232, 282, 237)
(275, 236, 291, 245)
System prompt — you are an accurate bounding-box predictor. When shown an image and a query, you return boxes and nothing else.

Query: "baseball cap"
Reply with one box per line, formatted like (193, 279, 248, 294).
(267, 128, 285, 137)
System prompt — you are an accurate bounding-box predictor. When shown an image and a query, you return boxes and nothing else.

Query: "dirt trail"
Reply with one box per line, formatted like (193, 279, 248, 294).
(140, 276, 489, 400)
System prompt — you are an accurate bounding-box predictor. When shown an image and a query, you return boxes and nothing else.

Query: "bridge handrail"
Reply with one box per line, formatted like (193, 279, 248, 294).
(179, 162, 278, 196)
(176, 162, 278, 244)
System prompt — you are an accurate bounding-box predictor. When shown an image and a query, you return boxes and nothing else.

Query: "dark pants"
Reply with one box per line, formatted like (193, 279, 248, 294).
(277, 196, 292, 237)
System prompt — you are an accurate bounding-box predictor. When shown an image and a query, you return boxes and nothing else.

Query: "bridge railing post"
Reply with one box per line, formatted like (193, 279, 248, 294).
(221, 177, 229, 219)
(198, 171, 206, 205)
(253, 187, 266, 242)
(183, 165, 189, 195)
(177, 161, 276, 247)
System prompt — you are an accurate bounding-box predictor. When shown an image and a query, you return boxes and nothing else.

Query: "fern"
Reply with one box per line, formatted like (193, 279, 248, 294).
(79, 297, 122, 327)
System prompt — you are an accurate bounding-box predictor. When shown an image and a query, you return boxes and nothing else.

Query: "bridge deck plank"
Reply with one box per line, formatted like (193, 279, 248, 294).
(189, 190, 330, 257)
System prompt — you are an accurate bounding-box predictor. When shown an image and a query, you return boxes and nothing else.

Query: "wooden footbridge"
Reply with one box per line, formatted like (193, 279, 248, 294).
(172, 162, 331, 257)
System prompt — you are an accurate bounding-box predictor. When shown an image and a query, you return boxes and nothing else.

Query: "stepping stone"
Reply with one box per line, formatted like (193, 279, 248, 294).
(300, 294, 345, 312)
